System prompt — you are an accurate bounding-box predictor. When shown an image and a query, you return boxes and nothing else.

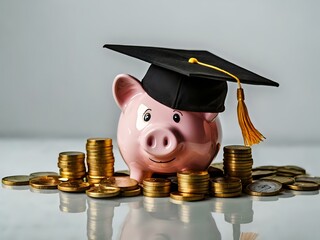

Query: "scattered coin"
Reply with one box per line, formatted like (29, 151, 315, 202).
(286, 182, 319, 191)
(2, 175, 30, 186)
(261, 175, 295, 185)
(30, 176, 60, 189)
(58, 181, 91, 193)
(86, 186, 120, 198)
(245, 180, 282, 196)
(295, 176, 320, 186)
(30, 172, 59, 178)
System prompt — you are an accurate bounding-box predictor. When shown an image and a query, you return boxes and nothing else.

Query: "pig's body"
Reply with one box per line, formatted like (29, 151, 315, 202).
(113, 74, 222, 182)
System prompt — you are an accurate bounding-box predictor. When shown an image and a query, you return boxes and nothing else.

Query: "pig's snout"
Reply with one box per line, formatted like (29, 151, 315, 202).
(141, 128, 178, 157)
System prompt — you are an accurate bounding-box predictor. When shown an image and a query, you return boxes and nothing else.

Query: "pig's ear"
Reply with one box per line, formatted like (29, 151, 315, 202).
(113, 74, 144, 111)
(203, 112, 218, 122)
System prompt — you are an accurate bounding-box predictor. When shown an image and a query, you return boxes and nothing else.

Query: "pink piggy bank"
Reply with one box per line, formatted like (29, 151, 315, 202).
(113, 74, 221, 182)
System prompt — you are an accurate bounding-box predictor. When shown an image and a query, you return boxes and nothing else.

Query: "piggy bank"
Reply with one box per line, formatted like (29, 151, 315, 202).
(113, 74, 222, 182)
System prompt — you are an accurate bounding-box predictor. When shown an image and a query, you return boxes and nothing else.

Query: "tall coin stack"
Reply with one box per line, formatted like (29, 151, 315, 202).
(58, 151, 86, 180)
(177, 170, 210, 195)
(86, 138, 115, 185)
(223, 145, 253, 187)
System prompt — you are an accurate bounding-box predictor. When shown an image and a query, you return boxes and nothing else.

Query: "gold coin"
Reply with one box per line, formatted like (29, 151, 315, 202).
(223, 154, 253, 159)
(286, 182, 319, 191)
(177, 170, 209, 179)
(2, 175, 30, 186)
(30, 172, 59, 178)
(86, 186, 120, 198)
(295, 176, 320, 185)
(277, 168, 304, 176)
(143, 178, 171, 186)
(253, 165, 278, 171)
(261, 175, 295, 185)
(59, 151, 85, 158)
(100, 176, 138, 191)
(30, 176, 60, 189)
(207, 166, 224, 177)
(211, 177, 241, 183)
(120, 187, 141, 197)
(170, 192, 205, 201)
(58, 181, 90, 192)
(252, 170, 277, 179)
(223, 145, 251, 153)
(143, 185, 171, 192)
(87, 137, 112, 144)
(212, 185, 242, 194)
(245, 180, 282, 196)
(213, 192, 242, 198)
(279, 165, 306, 174)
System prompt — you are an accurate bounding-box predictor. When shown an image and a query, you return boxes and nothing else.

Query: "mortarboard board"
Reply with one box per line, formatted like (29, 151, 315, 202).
(104, 44, 279, 146)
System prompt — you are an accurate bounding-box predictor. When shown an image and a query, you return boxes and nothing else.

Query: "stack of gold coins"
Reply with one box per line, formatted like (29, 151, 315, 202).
(143, 178, 171, 197)
(58, 151, 86, 180)
(86, 138, 114, 185)
(223, 145, 253, 187)
(177, 170, 209, 195)
(211, 177, 242, 198)
(100, 176, 141, 197)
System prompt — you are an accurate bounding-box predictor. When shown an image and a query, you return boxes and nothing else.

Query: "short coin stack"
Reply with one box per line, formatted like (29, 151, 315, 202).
(86, 138, 115, 185)
(58, 151, 86, 180)
(143, 178, 171, 197)
(177, 170, 210, 195)
(211, 177, 242, 198)
(223, 145, 253, 187)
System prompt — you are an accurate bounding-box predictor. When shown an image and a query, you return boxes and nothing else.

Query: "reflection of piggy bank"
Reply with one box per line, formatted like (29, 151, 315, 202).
(113, 74, 221, 182)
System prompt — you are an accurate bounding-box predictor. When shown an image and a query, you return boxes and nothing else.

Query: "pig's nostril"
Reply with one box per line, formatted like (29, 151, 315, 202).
(147, 136, 155, 147)
(163, 137, 168, 147)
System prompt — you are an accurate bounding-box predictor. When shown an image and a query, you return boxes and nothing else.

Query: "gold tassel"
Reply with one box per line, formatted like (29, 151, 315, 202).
(237, 88, 265, 146)
(188, 57, 265, 146)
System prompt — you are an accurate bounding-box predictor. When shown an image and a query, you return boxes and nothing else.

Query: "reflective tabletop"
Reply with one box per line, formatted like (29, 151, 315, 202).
(1, 139, 319, 240)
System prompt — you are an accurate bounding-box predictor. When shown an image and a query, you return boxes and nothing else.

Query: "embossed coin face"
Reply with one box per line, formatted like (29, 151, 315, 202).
(86, 186, 120, 198)
(29, 176, 60, 189)
(2, 175, 30, 186)
(245, 180, 282, 196)
(58, 181, 90, 192)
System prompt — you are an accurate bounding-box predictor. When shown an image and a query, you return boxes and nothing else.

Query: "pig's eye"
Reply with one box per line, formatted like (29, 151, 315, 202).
(173, 113, 181, 123)
(143, 112, 151, 122)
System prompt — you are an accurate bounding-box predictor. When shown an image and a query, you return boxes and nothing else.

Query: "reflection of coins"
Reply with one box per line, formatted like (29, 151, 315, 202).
(261, 175, 295, 185)
(30, 176, 60, 189)
(86, 186, 120, 198)
(2, 175, 30, 186)
(170, 192, 205, 201)
(58, 181, 90, 193)
(245, 180, 282, 196)
(30, 172, 58, 178)
(286, 182, 319, 191)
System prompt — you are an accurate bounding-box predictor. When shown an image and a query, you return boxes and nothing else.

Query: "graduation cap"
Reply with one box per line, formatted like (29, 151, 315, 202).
(104, 44, 279, 146)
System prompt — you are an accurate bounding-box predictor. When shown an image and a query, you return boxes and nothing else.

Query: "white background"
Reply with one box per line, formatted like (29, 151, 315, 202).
(1, 0, 320, 145)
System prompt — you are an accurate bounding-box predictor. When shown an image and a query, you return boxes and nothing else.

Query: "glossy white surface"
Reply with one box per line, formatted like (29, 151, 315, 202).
(1, 139, 319, 240)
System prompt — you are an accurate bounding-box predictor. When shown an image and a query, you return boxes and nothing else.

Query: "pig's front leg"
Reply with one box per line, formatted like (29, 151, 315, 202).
(129, 167, 153, 183)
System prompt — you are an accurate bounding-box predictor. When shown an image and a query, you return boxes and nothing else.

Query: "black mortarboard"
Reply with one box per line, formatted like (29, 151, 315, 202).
(104, 44, 279, 146)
